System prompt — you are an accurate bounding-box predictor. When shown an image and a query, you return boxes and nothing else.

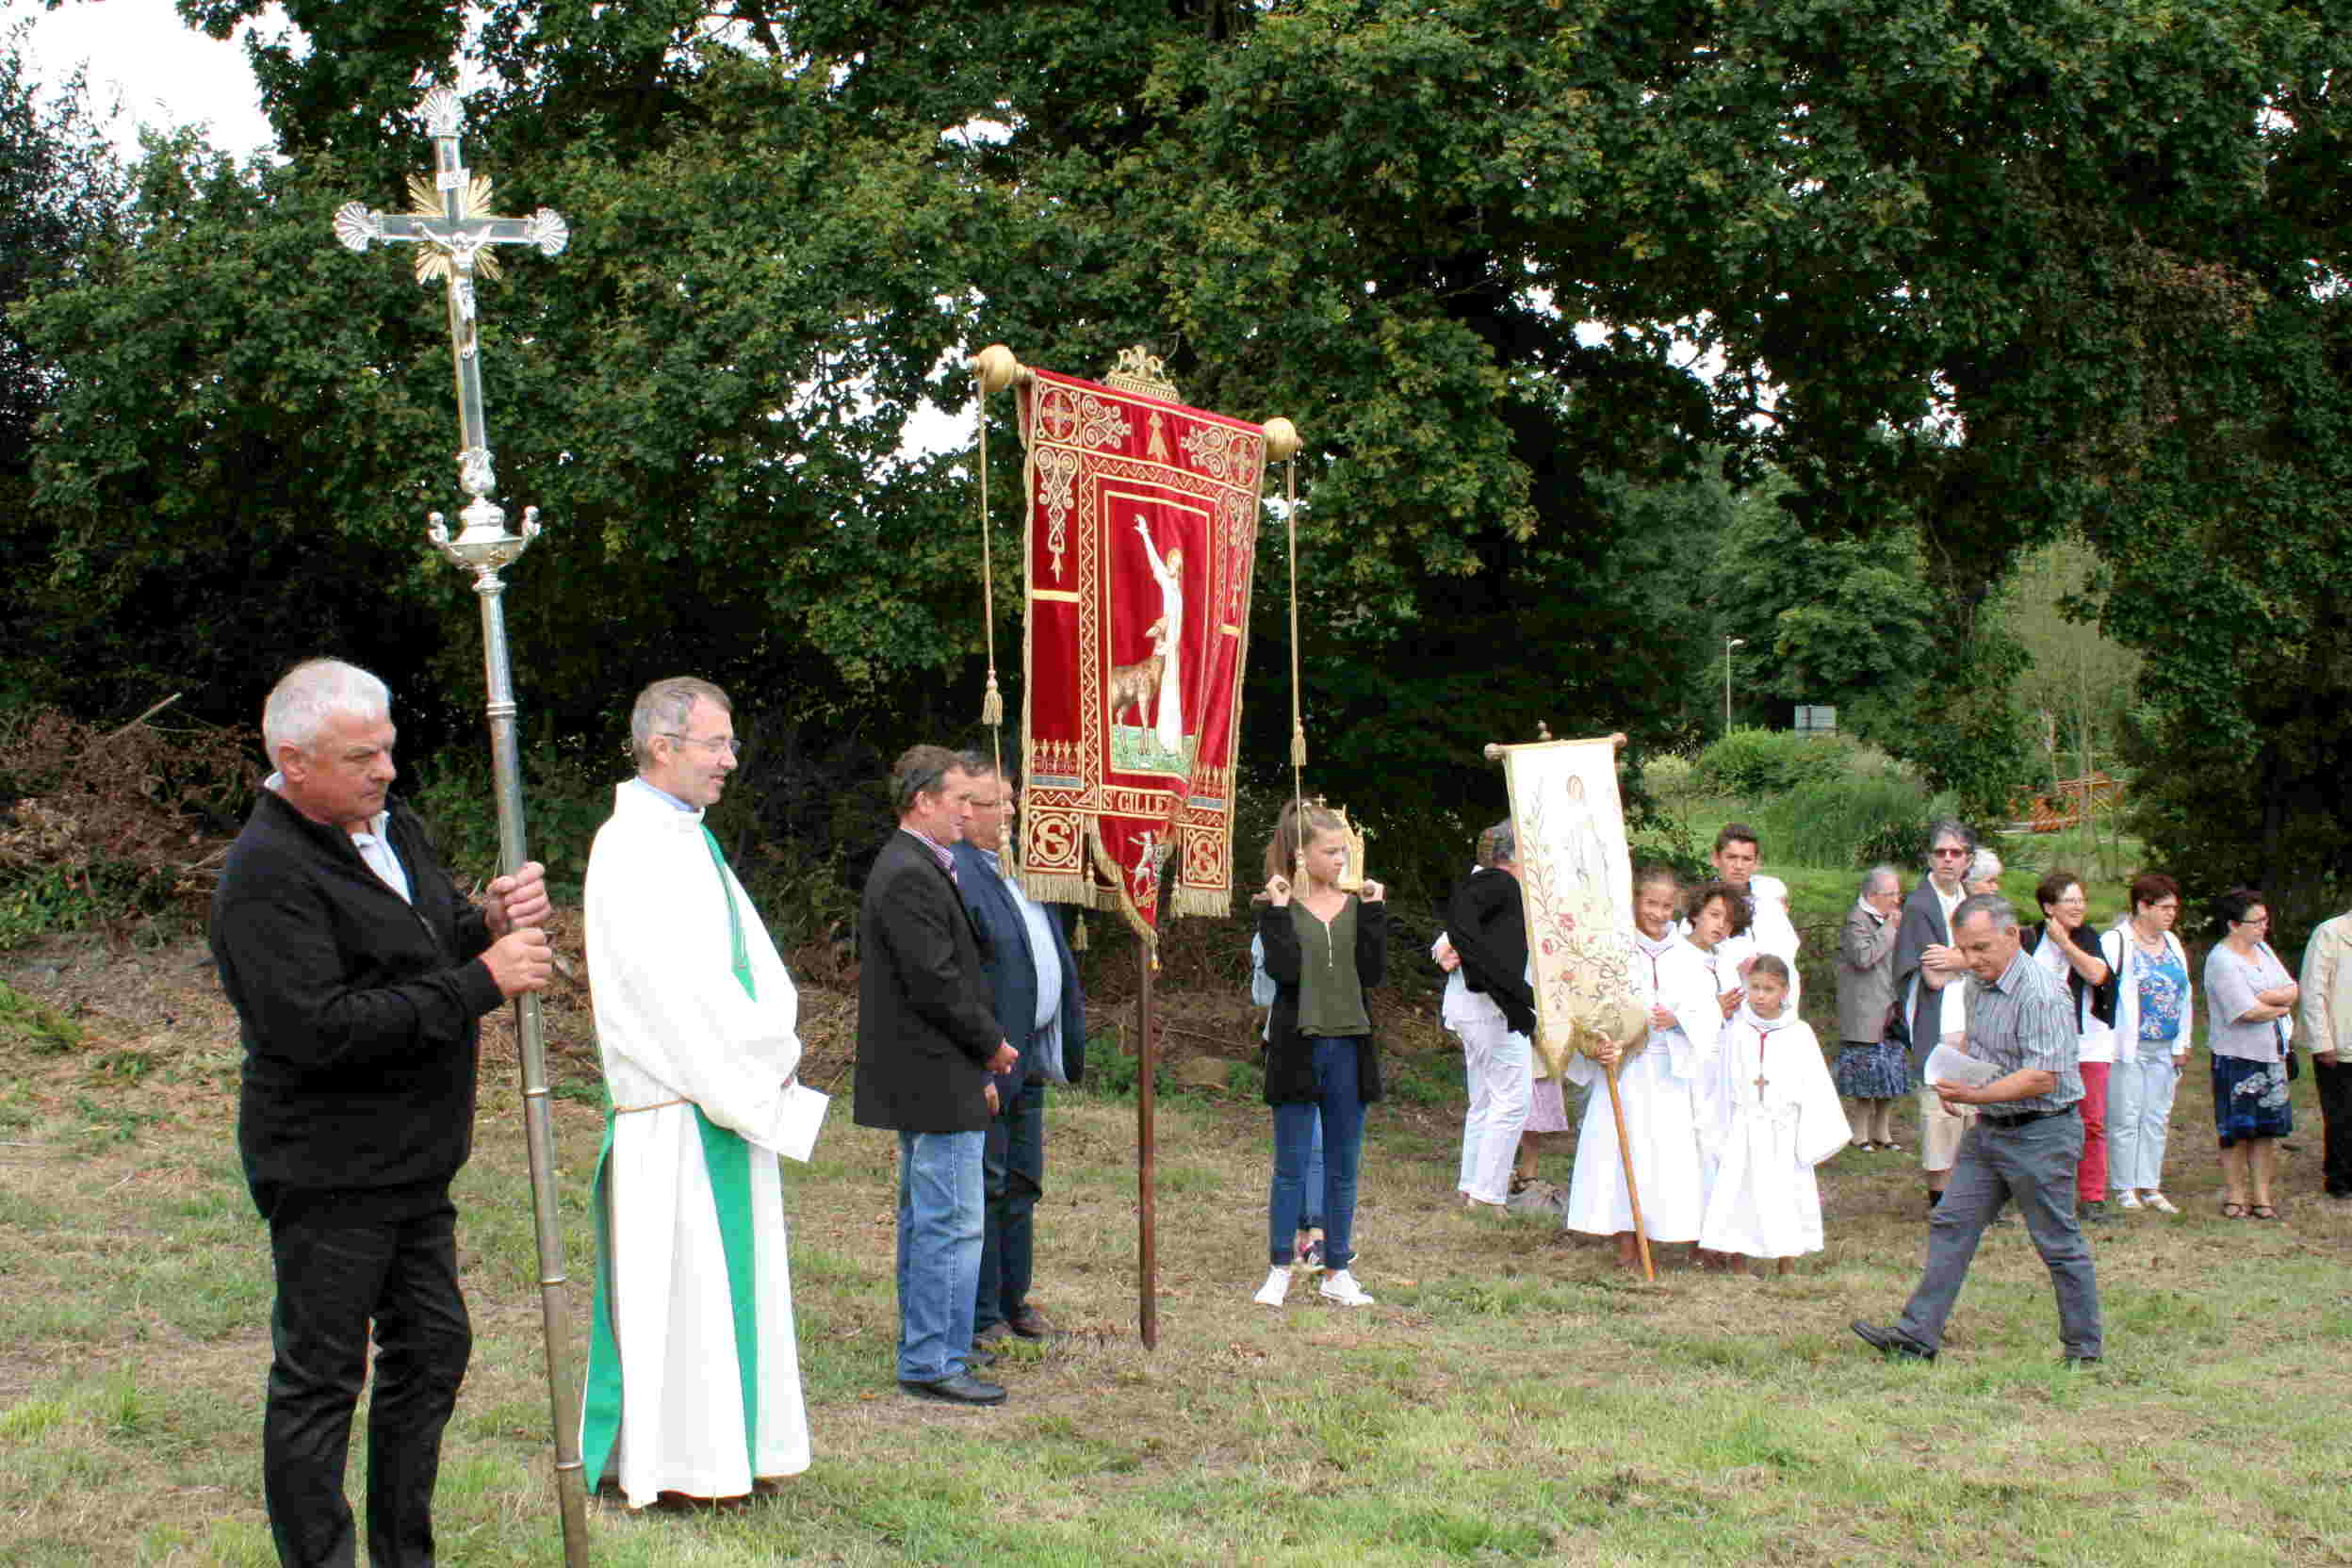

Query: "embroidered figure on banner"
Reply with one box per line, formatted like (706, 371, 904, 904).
(1107, 618, 1168, 729)
(1553, 775, 1611, 899)
(1110, 517, 1192, 775)
(1129, 830, 1168, 903)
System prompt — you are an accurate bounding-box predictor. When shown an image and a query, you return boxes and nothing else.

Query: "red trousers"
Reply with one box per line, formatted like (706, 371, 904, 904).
(2075, 1060, 2111, 1204)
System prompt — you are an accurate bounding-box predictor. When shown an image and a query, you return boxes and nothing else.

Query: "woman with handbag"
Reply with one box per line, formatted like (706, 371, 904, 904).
(2204, 887, 2299, 1219)
(2023, 872, 2118, 1219)
(2102, 873, 2194, 1213)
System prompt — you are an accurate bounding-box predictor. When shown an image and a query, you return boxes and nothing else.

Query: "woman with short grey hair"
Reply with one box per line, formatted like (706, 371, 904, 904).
(1834, 866, 1907, 1150)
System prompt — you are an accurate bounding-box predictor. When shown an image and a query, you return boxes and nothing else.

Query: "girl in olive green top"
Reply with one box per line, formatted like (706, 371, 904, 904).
(1252, 801, 1389, 1309)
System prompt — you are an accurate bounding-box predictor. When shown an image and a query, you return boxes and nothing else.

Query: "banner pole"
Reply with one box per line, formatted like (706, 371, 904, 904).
(1137, 942, 1158, 1349)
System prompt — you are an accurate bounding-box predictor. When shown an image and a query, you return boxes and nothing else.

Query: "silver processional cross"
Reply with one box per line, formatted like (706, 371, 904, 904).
(331, 84, 590, 1567)
(333, 84, 568, 561)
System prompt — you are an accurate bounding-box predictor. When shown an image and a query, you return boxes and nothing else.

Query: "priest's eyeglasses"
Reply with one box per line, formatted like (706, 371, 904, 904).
(662, 733, 743, 757)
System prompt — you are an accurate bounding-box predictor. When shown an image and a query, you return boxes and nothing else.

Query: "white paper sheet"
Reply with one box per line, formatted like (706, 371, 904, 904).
(1924, 1042, 2003, 1089)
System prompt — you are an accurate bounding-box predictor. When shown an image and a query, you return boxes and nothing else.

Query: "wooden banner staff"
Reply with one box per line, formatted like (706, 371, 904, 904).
(1482, 729, 1653, 1282)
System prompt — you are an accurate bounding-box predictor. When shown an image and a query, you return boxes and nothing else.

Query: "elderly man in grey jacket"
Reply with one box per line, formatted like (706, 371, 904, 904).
(1834, 866, 1907, 1150)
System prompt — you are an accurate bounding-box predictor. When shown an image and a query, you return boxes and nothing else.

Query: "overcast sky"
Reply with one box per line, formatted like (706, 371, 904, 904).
(8, 0, 279, 159)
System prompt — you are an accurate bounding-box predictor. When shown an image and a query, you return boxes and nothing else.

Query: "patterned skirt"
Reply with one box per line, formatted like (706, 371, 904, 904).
(1833, 1037, 1910, 1101)
(1525, 1069, 1572, 1134)
(2212, 1054, 2294, 1146)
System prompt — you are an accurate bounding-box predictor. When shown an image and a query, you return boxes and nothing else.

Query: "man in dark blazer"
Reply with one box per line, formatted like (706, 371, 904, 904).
(854, 744, 1019, 1406)
(950, 756, 1086, 1346)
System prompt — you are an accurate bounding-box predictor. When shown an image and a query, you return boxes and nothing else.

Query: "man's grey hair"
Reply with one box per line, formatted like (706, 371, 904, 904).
(263, 659, 390, 757)
(1925, 817, 1977, 858)
(1487, 821, 1516, 866)
(890, 743, 962, 818)
(1860, 864, 1899, 898)
(1967, 849, 2003, 885)
(629, 677, 731, 767)
(1952, 892, 2019, 933)
(956, 748, 1004, 783)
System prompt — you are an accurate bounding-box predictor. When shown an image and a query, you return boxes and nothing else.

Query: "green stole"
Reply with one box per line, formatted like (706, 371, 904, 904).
(580, 825, 764, 1493)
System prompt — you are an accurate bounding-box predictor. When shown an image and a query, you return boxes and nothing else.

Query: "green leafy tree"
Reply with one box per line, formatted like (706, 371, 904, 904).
(1709, 471, 1936, 734)
(1, 26, 123, 702)
(18, 0, 2352, 913)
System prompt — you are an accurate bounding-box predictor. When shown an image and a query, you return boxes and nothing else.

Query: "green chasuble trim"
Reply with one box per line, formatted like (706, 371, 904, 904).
(579, 825, 766, 1493)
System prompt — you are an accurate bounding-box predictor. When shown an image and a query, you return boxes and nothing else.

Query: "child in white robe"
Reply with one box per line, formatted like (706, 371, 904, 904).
(1562, 868, 1719, 1268)
(1696, 956, 1850, 1272)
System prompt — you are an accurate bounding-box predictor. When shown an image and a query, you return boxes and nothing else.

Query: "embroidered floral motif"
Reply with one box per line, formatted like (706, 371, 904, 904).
(1036, 447, 1080, 581)
(1179, 423, 1255, 482)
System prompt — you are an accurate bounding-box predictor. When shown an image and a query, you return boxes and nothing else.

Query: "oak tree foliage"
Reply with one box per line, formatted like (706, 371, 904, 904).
(12, 0, 2352, 899)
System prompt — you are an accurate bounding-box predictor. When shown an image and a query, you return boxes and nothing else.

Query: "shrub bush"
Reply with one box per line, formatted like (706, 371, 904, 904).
(408, 745, 614, 893)
(1851, 792, 1971, 873)
(1694, 727, 1857, 797)
(1754, 775, 1931, 870)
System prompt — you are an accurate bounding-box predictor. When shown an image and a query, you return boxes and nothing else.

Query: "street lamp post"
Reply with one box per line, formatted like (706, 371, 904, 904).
(1723, 636, 1746, 734)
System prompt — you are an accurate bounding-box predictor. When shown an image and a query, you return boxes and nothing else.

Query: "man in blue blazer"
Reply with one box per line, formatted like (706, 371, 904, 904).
(951, 754, 1086, 1344)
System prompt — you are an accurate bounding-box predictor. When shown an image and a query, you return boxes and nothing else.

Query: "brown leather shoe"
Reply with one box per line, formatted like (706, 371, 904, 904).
(1006, 1305, 1054, 1340)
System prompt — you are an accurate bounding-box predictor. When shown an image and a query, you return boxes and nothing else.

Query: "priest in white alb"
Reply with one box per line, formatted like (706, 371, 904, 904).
(580, 677, 809, 1507)
(1561, 867, 1720, 1268)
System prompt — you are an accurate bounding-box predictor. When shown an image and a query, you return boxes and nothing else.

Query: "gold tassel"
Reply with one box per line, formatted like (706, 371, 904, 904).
(981, 673, 1004, 727)
(1290, 727, 1307, 769)
(1072, 913, 1089, 951)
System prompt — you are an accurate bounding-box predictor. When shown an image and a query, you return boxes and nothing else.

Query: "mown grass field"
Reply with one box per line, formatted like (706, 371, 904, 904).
(3, 916, 2349, 1566)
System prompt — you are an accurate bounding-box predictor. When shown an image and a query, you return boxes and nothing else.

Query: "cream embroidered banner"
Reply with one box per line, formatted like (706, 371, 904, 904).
(1499, 736, 1645, 1077)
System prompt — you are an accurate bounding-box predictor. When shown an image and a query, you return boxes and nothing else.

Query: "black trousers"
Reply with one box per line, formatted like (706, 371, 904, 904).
(2317, 1056, 2352, 1198)
(263, 1195, 471, 1568)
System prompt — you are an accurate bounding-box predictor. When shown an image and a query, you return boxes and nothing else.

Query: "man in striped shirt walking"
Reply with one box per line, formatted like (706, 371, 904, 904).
(1853, 893, 2104, 1366)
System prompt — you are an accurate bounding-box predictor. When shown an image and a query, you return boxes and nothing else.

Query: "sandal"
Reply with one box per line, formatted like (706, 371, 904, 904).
(2221, 1201, 2248, 1219)
(2249, 1203, 2280, 1221)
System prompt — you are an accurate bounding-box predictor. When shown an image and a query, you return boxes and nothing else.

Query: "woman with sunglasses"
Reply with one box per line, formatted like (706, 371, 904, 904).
(2204, 888, 2299, 1218)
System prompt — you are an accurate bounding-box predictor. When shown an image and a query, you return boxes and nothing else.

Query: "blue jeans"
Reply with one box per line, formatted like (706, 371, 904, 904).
(1268, 1037, 1366, 1270)
(894, 1130, 985, 1382)
(975, 1078, 1048, 1333)
(1302, 1113, 1325, 1232)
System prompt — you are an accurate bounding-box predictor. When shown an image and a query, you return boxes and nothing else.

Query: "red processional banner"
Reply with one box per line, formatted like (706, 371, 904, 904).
(1016, 366, 1266, 933)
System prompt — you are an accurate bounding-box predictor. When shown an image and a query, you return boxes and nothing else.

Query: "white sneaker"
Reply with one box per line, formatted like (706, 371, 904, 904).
(2143, 1191, 2180, 1215)
(2115, 1190, 2143, 1211)
(1253, 1266, 1292, 1306)
(1317, 1269, 1375, 1307)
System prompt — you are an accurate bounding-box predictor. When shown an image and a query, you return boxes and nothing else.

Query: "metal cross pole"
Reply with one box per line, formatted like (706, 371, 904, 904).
(333, 85, 589, 1567)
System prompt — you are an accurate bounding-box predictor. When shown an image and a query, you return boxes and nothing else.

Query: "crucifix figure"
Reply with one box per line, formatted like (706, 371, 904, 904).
(330, 83, 589, 1566)
(334, 84, 568, 560)
(1754, 1032, 1771, 1099)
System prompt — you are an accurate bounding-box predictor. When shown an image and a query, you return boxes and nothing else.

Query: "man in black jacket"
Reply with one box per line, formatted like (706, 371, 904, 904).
(210, 659, 551, 1568)
(854, 744, 1018, 1406)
